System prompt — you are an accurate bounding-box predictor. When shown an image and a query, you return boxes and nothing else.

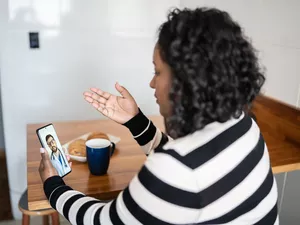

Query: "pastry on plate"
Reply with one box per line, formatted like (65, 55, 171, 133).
(68, 139, 86, 157)
(87, 132, 109, 141)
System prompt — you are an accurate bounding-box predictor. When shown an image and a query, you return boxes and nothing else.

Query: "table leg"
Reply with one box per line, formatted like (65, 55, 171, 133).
(51, 212, 60, 225)
(43, 215, 49, 225)
(22, 214, 30, 225)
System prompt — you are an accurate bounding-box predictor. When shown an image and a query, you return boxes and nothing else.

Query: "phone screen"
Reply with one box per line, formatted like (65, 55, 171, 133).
(37, 124, 71, 177)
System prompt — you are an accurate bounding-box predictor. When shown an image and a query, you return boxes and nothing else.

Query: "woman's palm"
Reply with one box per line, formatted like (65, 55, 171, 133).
(84, 83, 139, 124)
(101, 93, 138, 123)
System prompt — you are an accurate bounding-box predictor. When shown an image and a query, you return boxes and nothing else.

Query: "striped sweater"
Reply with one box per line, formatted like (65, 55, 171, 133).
(44, 110, 279, 224)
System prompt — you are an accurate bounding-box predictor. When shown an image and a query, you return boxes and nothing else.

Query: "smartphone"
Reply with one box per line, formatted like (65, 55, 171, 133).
(36, 123, 72, 178)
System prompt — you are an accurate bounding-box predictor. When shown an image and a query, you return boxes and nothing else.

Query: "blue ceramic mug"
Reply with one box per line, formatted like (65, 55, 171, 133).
(85, 138, 115, 175)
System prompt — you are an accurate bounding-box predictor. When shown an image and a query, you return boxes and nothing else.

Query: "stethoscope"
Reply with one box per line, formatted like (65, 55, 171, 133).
(51, 149, 68, 168)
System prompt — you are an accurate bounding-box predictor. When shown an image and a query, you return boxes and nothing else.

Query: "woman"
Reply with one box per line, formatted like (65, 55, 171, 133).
(39, 7, 278, 224)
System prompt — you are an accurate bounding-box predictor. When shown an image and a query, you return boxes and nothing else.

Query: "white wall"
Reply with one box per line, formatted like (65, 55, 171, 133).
(0, 0, 8, 150)
(0, 90, 4, 150)
(1, 0, 179, 219)
(181, 0, 300, 107)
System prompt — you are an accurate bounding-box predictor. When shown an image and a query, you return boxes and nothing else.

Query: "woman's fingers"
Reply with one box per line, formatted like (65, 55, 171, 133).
(84, 96, 93, 103)
(84, 93, 106, 104)
(83, 91, 92, 97)
(92, 101, 100, 109)
(83, 88, 111, 117)
(91, 101, 106, 113)
(90, 88, 111, 99)
(115, 82, 133, 99)
(94, 103, 109, 117)
(92, 102, 105, 110)
(91, 93, 107, 104)
(84, 92, 107, 105)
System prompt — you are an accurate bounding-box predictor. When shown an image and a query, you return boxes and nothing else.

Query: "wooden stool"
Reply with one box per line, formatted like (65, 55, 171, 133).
(18, 190, 60, 225)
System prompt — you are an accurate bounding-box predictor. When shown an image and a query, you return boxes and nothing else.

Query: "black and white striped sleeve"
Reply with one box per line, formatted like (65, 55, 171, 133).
(123, 109, 172, 155)
(44, 150, 199, 225)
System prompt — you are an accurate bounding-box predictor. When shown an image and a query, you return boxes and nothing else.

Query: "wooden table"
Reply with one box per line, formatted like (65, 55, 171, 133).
(27, 95, 300, 211)
(252, 95, 300, 174)
(27, 116, 165, 210)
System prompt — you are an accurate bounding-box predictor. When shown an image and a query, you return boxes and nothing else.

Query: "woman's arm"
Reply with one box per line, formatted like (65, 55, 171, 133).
(83, 85, 172, 154)
(123, 109, 172, 155)
(44, 151, 198, 225)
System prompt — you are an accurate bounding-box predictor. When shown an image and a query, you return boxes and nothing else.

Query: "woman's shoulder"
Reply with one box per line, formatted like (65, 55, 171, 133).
(162, 113, 259, 156)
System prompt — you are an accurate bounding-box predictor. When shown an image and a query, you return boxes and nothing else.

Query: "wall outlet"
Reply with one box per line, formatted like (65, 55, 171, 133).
(29, 32, 39, 49)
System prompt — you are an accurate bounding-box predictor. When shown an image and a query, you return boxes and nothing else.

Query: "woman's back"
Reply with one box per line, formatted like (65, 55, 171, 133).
(148, 112, 278, 224)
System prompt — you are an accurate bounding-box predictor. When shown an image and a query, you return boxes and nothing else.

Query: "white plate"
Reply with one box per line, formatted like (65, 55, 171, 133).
(62, 132, 121, 162)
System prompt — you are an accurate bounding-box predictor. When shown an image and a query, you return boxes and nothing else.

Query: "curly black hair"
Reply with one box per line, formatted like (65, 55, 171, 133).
(157, 7, 265, 138)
